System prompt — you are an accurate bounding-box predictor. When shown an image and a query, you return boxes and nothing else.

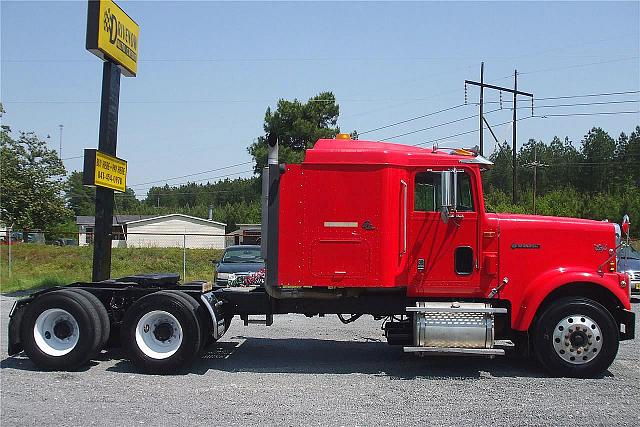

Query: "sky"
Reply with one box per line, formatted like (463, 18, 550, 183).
(1, 1, 639, 198)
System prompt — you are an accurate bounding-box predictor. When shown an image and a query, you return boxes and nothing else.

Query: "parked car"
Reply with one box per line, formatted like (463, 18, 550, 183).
(618, 245, 640, 294)
(213, 245, 265, 287)
(0, 235, 20, 245)
(53, 238, 78, 246)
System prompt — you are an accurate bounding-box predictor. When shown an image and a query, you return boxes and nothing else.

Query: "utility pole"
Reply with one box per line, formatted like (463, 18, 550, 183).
(524, 144, 548, 214)
(479, 62, 484, 156)
(59, 124, 64, 159)
(512, 71, 518, 204)
(465, 67, 533, 202)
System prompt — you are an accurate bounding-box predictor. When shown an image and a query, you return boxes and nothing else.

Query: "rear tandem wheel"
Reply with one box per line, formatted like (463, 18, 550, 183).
(121, 291, 202, 374)
(19, 289, 103, 370)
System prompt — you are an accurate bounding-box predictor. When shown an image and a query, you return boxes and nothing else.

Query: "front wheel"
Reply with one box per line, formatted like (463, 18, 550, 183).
(532, 297, 619, 378)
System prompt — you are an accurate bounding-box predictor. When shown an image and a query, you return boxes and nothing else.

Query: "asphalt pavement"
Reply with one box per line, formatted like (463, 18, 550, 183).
(1, 294, 639, 426)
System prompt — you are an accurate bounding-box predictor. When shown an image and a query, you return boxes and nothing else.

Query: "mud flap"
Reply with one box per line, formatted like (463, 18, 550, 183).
(7, 300, 28, 356)
(617, 308, 635, 341)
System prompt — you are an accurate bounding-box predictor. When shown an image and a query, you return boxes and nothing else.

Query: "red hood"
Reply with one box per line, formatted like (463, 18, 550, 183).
(489, 212, 614, 229)
(487, 212, 617, 272)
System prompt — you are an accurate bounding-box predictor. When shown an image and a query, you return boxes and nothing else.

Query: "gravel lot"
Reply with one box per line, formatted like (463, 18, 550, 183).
(1, 294, 639, 426)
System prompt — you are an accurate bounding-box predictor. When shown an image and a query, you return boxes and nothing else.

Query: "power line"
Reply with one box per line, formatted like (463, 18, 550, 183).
(535, 90, 640, 101)
(3, 95, 473, 105)
(415, 110, 638, 147)
(127, 161, 254, 188)
(518, 57, 639, 76)
(509, 99, 638, 110)
(415, 115, 533, 146)
(537, 110, 639, 118)
(66, 189, 253, 199)
(358, 104, 468, 136)
(356, 91, 639, 138)
(131, 170, 256, 192)
(379, 107, 504, 141)
(483, 96, 639, 107)
(490, 57, 640, 81)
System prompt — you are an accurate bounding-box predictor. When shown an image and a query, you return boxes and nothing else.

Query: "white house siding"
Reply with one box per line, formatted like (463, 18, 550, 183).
(126, 216, 226, 249)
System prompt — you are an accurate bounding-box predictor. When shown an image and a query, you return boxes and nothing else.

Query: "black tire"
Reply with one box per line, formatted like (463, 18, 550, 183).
(66, 288, 111, 349)
(19, 290, 102, 370)
(532, 297, 619, 378)
(121, 291, 201, 374)
(162, 290, 210, 350)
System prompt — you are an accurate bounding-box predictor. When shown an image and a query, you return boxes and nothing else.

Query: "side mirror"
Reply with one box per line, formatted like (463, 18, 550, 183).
(621, 214, 630, 239)
(210, 258, 219, 264)
(440, 169, 458, 223)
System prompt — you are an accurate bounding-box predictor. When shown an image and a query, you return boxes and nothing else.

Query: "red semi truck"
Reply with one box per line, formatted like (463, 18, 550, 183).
(7, 134, 635, 377)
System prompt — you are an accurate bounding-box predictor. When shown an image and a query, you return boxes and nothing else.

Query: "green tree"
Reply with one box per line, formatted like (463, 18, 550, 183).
(545, 136, 581, 191)
(1, 127, 71, 234)
(615, 126, 640, 188)
(483, 141, 513, 193)
(115, 187, 140, 213)
(579, 127, 616, 193)
(247, 92, 341, 174)
(66, 171, 95, 216)
(67, 171, 140, 216)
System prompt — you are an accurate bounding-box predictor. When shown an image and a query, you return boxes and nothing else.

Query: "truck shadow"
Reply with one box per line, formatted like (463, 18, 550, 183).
(101, 336, 612, 379)
(2, 337, 615, 379)
(1, 353, 94, 372)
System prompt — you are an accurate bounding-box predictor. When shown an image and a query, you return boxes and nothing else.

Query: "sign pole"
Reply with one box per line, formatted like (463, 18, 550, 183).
(92, 61, 121, 281)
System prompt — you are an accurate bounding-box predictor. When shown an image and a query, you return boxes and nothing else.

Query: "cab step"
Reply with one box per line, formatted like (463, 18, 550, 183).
(403, 346, 505, 356)
(241, 313, 273, 326)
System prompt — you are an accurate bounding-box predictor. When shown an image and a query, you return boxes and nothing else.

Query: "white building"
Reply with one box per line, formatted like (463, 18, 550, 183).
(225, 223, 261, 246)
(126, 214, 226, 249)
(76, 214, 227, 249)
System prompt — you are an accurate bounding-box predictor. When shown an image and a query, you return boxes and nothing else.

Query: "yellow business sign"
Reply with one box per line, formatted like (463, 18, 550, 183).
(83, 149, 127, 192)
(86, 0, 139, 77)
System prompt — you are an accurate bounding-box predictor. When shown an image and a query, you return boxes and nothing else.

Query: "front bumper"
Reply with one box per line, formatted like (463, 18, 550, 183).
(623, 271, 640, 293)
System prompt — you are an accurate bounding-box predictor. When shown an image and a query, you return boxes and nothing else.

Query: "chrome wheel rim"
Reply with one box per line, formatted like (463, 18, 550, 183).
(552, 314, 603, 365)
(33, 308, 80, 356)
(135, 310, 183, 360)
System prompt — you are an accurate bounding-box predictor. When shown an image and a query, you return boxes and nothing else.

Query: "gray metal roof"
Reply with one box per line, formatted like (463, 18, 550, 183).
(76, 215, 155, 227)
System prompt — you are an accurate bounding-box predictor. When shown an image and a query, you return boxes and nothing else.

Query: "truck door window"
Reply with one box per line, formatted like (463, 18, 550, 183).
(456, 172, 474, 212)
(414, 171, 474, 212)
(414, 172, 440, 211)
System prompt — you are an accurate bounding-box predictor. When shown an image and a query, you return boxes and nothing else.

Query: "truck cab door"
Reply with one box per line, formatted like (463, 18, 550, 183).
(407, 169, 481, 297)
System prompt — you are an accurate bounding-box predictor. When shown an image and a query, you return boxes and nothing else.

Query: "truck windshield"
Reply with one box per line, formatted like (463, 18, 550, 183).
(414, 171, 474, 212)
(222, 248, 263, 263)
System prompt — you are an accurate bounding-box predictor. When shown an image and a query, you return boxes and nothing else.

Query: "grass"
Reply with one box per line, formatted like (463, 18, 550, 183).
(0, 244, 223, 294)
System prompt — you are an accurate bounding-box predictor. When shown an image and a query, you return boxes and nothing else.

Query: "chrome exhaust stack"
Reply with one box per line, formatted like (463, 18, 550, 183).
(262, 132, 281, 297)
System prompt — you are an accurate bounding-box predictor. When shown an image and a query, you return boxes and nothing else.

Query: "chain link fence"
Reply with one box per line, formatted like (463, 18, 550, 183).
(0, 229, 261, 292)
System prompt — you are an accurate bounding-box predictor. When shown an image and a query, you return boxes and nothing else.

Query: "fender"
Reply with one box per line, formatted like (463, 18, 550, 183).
(510, 268, 630, 332)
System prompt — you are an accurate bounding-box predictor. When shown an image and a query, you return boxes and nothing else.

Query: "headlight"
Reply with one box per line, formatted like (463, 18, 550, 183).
(217, 272, 231, 280)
